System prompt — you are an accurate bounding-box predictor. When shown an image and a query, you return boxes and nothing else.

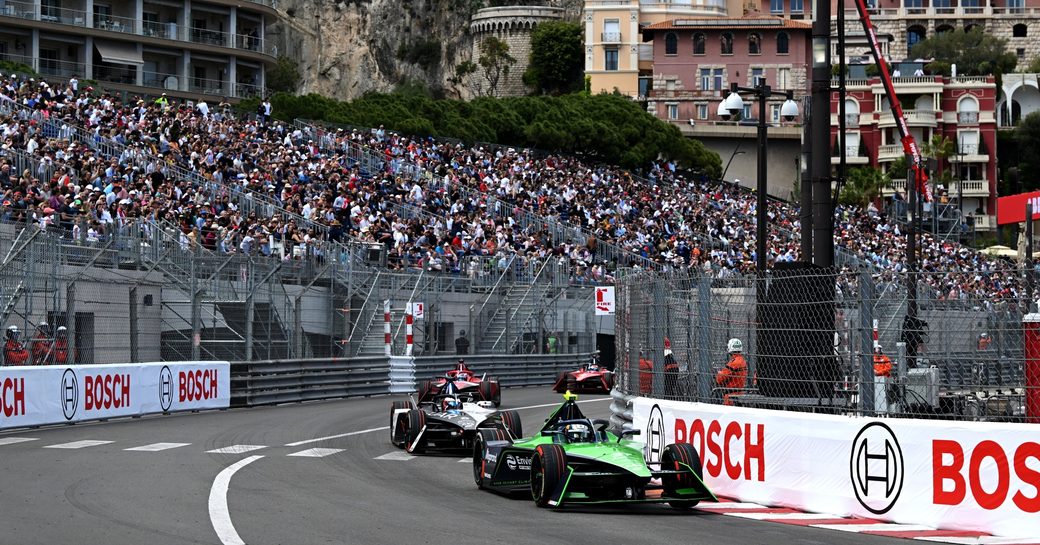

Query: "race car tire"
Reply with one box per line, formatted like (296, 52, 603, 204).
(661, 442, 703, 509)
(389, 401, 411, 447)
(553, 372, 568, 393)
(416, 380, 435, 403)
(500, 410, 523, 438)
(479, 379, 501, 407)
(403, 409, 427, 453)
(472, 428, 509, 488)
(531, 443, 567, 507)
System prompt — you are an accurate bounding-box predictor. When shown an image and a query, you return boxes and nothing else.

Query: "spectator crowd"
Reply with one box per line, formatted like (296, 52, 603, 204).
(0, 73, 1028, 306)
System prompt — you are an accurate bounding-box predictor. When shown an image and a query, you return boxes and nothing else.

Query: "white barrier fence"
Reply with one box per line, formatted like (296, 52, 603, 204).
(632, 397, 1040, 539)
(0, 362, 230, 429)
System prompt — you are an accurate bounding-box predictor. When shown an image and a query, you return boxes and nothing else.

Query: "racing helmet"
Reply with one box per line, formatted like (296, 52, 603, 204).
(6, 325, 20, 341)
(563, 423, 590, 443)
(727, 338, 743, 353)
(443, 396, 462, 412)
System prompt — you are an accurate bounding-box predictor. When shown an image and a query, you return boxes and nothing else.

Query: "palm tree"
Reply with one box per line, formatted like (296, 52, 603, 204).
(921, 133, 956, 182)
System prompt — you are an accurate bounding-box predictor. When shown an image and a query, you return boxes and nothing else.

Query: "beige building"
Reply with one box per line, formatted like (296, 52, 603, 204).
(584, 0, 747, 97)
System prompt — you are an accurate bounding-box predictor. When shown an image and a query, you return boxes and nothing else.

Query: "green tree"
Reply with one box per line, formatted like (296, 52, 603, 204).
(1016, 111, 1040, 191)
(921, 133, 956, 183)
(910, 29, 1016, 78)
(266, 56, 301, 94)
(839, 167, 886, 207)
(523, 21, 583, 95)
(477, 37, 516, 97)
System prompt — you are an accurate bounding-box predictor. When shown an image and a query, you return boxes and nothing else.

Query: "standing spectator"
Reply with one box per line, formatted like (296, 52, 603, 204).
(154, 92, 169, 110)
(196, 99, 210, 118)
(69, 75, 79, 96)
(53, 326, 74, 364)
(977, 332, 992, 351)
(545, 332, 559, 354)
(3, 326, 29, 366)
(455, 329, 470, 355)
(873, 346, 893, 377)
(716, 338, 748, 405)
(29, 321, 53, 365)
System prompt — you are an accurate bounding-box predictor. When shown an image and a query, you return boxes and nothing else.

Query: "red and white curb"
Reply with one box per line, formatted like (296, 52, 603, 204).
(695, 500, 1040, 544)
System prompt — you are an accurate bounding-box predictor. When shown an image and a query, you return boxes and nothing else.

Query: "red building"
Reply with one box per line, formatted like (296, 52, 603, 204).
(641, 15, 811, 124)
(832, 74, 998, 225)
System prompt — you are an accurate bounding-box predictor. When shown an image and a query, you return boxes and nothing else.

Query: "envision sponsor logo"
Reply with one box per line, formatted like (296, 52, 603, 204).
(505, 454, 531, 471)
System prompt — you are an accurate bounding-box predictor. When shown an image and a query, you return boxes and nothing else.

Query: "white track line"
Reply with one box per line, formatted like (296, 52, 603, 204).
(43, 440, 113, 449)
(125, 442, 191, 452)
(207, 445, 266, 454)
(286, 448, 344, 458)
(283, 397, 612, 447)
(374, 451, 415, 461)
(0, 437, 38, 446)
(208, 454, 263, 545)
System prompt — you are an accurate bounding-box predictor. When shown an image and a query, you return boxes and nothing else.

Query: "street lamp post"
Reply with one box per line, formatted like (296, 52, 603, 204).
(720, 81, 799, 277)
(722, 147, 746, 183)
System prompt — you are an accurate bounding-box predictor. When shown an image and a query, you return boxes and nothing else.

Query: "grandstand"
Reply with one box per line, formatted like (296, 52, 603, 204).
(0, 73, 1032, 371)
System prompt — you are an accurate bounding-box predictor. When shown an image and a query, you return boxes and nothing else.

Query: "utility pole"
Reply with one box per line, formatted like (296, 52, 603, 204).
(811, 0, 834, 267)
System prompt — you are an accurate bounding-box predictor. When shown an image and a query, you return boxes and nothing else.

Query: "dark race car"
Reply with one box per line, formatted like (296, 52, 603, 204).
(472, 392, 716, 509)
(390, 379, 520, 454)
(552, 361, 614, 394)
(416, 360, 501, 407)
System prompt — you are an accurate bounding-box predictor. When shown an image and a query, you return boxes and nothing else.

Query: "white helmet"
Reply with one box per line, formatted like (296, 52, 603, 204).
(727, 338, 743, 353)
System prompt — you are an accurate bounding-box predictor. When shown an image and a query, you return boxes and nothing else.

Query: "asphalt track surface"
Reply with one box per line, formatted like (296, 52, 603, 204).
(0, 387, 916, 545)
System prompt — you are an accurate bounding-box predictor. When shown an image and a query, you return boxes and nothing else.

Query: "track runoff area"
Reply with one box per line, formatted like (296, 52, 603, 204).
(1, 387, 940, 545)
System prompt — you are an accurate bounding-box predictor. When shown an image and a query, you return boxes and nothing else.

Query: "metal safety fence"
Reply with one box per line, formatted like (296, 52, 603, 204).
(232, 352, 595, 407)
(614, 266, 1035, 423)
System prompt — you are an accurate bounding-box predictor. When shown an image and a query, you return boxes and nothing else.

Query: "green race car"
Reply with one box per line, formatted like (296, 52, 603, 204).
(472, 392, 717, 509)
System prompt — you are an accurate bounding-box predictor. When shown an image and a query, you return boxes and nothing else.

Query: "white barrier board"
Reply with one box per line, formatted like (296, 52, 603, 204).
(632, 397, 1040, 538)
(0, 361, 230, 429)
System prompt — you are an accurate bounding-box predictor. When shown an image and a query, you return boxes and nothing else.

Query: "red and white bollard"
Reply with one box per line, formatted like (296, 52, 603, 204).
(384, 299, 392, 357)
(1024, 314, 1040, 423)
(405, 310, 414, 356)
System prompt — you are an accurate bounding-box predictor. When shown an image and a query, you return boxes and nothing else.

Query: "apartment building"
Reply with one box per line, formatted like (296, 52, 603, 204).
(0, 0, 277, 99)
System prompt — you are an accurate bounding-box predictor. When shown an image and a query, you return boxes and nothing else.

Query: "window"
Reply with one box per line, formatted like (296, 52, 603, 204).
(713, 68, 724, 92)
(777, 67, 790, 89)
(693, 33, 705, 55)
(1019, 48, 1027, 59)
(638, 76, 651, 98)
(742, 103, 752, 120)
(749, 33, 762, 55)
(143, 12, 160, 34)
(93, 4, 111, 27)
(667, 103, 679, 120)
(958, 131, 979, 155)
(1009, 0, 1024, 13)
(771, 104, 781, 123)
(777, 32, 789, 54)
(604, 49, 619, 71)
(721, 32, 733, 55)
(905, 0, 924, 13)
(39, 48, 59, 75)
(41, 0, 60, 19)
(751, 67, 764, 86)
(603, 19, 620, 42)
(790, 0, 804, 13)
(770, 0, 784, 14)
(666, 79, 676, 91)
(907, 26, 926, 53)
(933, 0, 952, 12)
(697, 104, 708, 119)
(1014, 24, 1028, 38)
(700, 68, 712, 90)
(958, 96, 979, 124)
(665, 32, 678, 55)
(962, 0, 980, 13)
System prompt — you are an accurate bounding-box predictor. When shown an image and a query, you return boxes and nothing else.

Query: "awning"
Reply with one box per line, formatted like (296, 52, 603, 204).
(94, 40, 143, 65)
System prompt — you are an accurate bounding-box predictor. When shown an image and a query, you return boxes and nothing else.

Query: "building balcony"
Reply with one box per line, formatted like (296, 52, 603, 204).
(877, 144, 903, 161)
(949, 179, 990, 198)
(878, 109, 938, 128)
(971, 214, 993, 230)
(601, 31, 622, 43)
(843, 5, 994, 18)
(0, 0, 276, 57)
(832, 152, 870, 165)
(882, 178, 906, 196)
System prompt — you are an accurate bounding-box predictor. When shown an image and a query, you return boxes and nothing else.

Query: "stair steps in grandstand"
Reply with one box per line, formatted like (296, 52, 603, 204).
(477, 281, 553, 354)
(214, 302, 291, 360)
(354, 308, 406, 357)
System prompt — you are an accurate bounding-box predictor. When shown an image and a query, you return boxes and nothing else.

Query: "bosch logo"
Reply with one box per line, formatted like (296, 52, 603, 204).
(159, 366, 173, 412)
(850, 422, 904, 515)
(644, 404, 665, 465)
(60, 368, 78, 420)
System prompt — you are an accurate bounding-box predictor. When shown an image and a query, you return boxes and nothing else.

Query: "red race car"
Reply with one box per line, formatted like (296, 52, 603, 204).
(416, 360, 501, 407)
(552, 361, 614, 394)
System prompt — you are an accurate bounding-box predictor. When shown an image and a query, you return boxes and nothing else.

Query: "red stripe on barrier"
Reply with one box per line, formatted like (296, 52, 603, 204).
(861, 529, 989, 538)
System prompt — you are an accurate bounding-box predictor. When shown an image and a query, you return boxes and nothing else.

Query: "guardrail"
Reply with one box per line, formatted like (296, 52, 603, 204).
(231, 353, 596, 407)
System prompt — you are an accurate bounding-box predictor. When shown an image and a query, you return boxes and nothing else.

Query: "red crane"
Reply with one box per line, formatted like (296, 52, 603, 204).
(851, 0, 931, 202)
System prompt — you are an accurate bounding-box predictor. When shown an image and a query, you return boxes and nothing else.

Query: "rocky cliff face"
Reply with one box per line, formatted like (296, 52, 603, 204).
(266, 0, 582, 100)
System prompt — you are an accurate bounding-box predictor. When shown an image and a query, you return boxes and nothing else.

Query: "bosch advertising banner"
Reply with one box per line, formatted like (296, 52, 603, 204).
(0, 361, 230, 430)
(633, 398, 1040, 539)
